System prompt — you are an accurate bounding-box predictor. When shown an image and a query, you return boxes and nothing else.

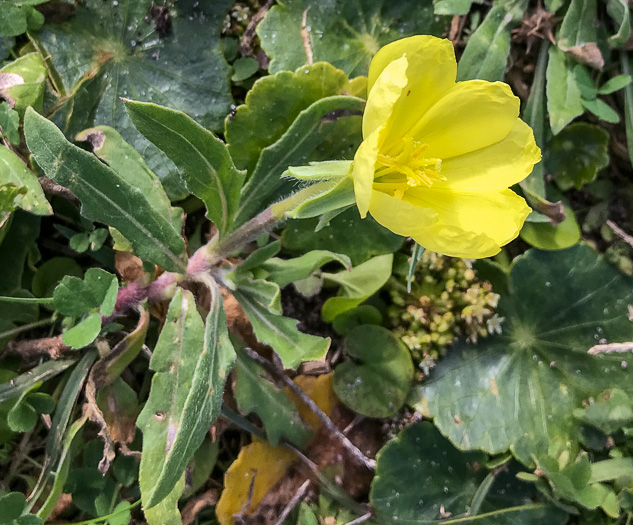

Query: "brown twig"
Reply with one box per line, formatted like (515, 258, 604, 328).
(181, 489, 219, 525)
(242, 347, 376, 470)
(607, 220, 633, 249)
(588, 342, 633, 355)
(239, 0, 275, 56)
(273, 479, 311, 525)
(301, 7, 313, 64)
(344, 513, 373, 525)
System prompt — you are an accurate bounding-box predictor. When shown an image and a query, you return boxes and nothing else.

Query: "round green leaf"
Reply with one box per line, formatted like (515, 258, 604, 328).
(231, 56, 259, 82)
(62, 312, 102, 349)
(258, 0, 449, 78)
(0, 5, 27, 37)
(412, 245, 633, 465)
(36, 0, 233, 191)
(7, 398, 38, 433)
(370, 422, 567, 523)
(0, 492, 26, 521)
(548, 122, 610, 191)
(333, 325, 413, 418)
(32, 257, 83, 299)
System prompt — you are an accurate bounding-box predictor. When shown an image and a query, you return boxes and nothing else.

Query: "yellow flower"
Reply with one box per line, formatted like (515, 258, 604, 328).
(352, 35, 540, 258)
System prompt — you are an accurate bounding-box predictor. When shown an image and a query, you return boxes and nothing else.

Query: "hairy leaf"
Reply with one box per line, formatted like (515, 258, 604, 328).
(25, 109, 187, 273)
(125, 101, 244, 236)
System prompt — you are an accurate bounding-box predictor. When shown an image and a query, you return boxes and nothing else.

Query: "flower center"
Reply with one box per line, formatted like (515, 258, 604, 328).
(373, 136, 445, 198)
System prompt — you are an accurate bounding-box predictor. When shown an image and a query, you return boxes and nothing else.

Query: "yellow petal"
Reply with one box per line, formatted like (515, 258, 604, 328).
(436, 119, 541, 191)
(407, 80, 520, 160)
(368, 189, 437, 238)
(405, 188, 530, 258)
(362, 56, 409, 140)
(367, 35, 455, 94)
(352, 127, 382, 217)
(367, 36, 457, 145)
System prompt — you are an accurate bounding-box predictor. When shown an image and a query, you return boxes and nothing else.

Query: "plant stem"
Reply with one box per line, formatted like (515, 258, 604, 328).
(209, 182, 333, 261)
(0, 296, 54, 306)
(242, 346, 376, 470)
(0, 317, 55, 340)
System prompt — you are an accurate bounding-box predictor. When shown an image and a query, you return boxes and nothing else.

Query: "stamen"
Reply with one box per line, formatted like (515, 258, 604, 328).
(374, 136, 444, 194)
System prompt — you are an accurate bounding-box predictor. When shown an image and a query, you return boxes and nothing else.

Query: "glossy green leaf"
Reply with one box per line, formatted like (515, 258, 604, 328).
(0, 146, 51, 216)
(62, 312, 102, 349)
(411, 245, 633, 465)
(333, 325, 413, 418)
(283, 206, 403, 266)
(370, 422, 567, 524)
(124, 101, 244, 236)
(139, 285, 236, 510)
(7, 394, 38, 432)
(258, 0, 449, 78)
(226, 62, 350, 174)
(434, 0, 481, 15)
(34, 0, 233, 192)
(547, 46, 584, 134)
(234, 289, 330, 369)
(0, 53, 46, 115)
(234, 94, 364, 226)
(321, 254, 393, 322)
(24, 109, 187, 273)
(234, 353, 313, 446)
(456, 6, 512, 82)
(0, 492, 27, 522)
(548, 123, 609, 190)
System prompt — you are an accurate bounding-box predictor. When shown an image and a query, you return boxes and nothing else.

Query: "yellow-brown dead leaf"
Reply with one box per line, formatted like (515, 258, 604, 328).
(216, 373, 335, 524)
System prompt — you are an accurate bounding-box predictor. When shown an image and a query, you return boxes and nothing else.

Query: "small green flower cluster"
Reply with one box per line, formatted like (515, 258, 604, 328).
(222, 2, 252, 34)
(388, 249, 502, 375)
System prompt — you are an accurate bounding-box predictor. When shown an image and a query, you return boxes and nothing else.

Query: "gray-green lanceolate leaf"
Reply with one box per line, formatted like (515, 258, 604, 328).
(125, 101, 244, 236)
(24, 108, 187, 273)
(138, 286, 235, 512)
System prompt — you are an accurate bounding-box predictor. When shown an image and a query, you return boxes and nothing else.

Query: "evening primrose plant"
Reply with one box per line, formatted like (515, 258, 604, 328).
(0, 27, 554, 525)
